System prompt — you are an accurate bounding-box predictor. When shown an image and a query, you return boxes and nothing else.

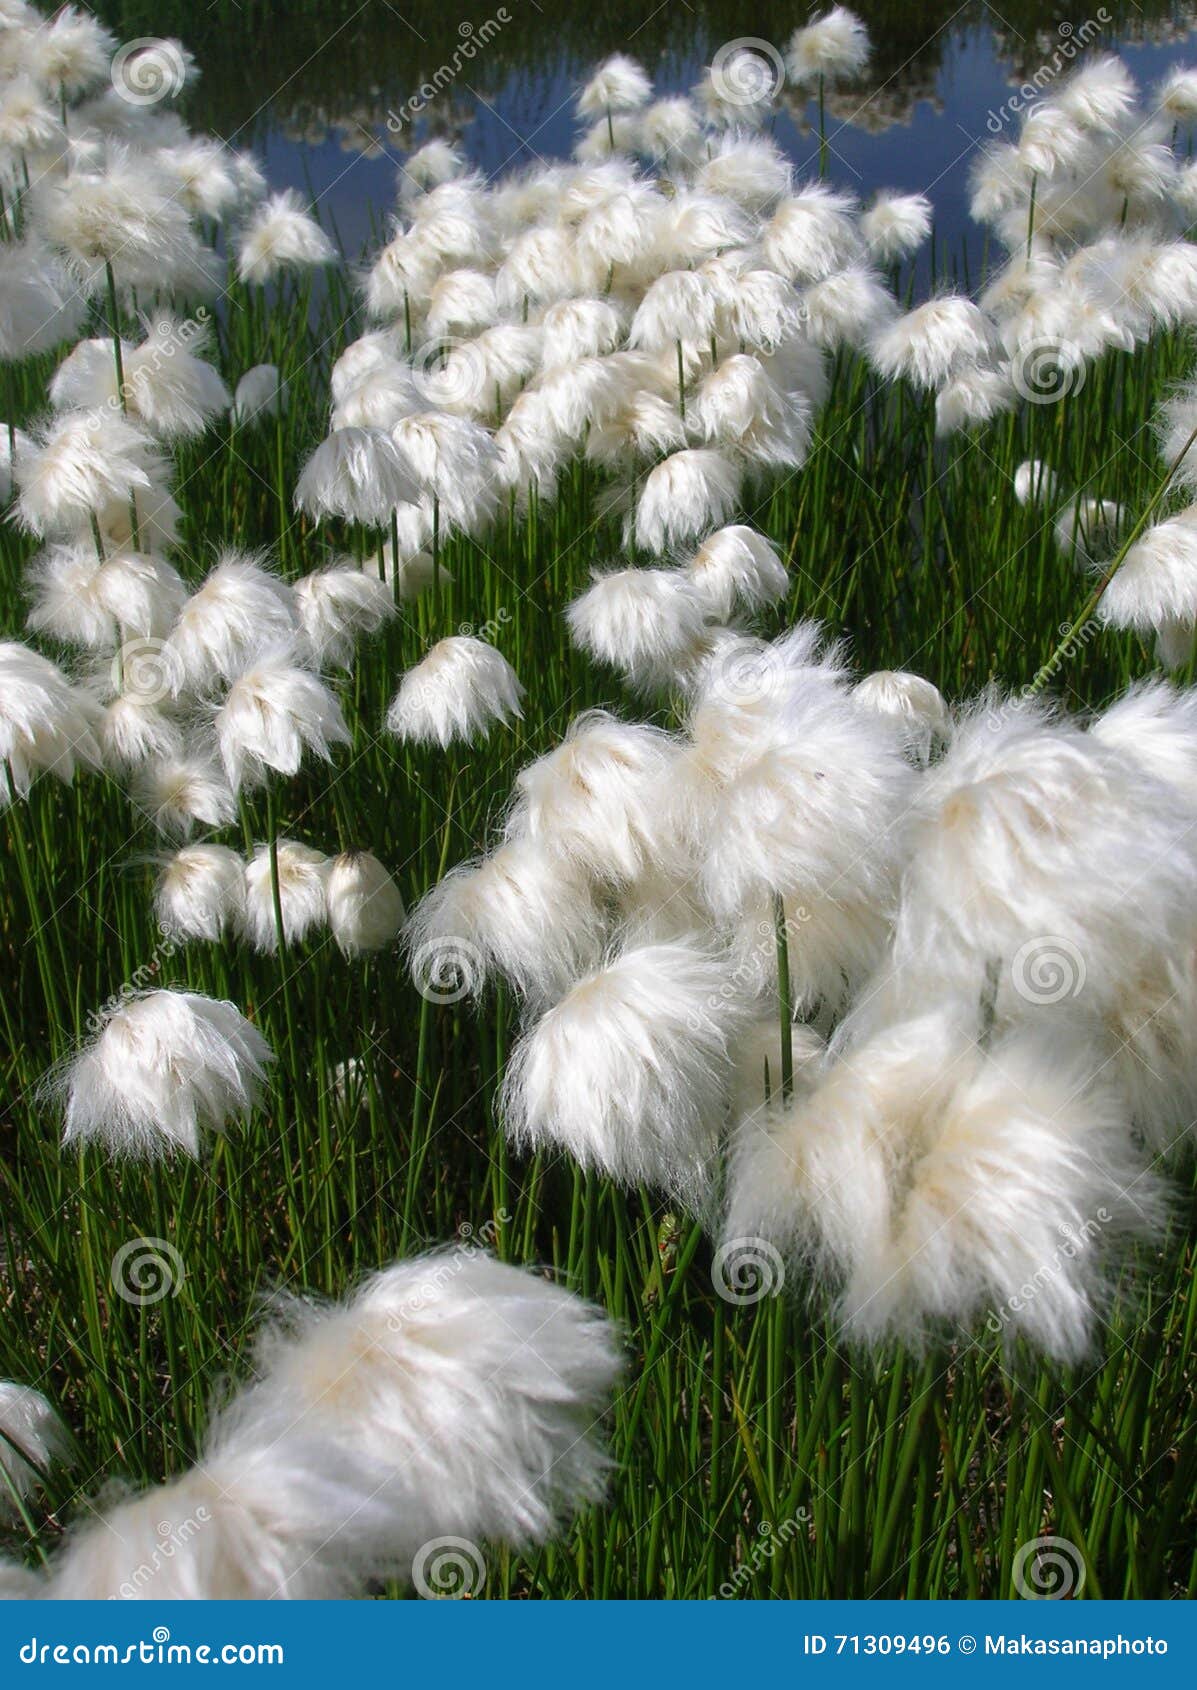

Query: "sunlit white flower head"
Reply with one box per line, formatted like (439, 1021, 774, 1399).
(406, 838, 606, 1005)
(50, 317, 230, 440)
(398, 138, 467, 198)
(230, 364, 282, 427)
(99, 693, 183, 771)
(295, 426, 419, 527)
(502, 939, 750, 1207)
(854, 670, 950, 763)
(685, 526, 788, 621)
(155, 845, 246, 943)
(1013, 458, 1060, 506)
(860, 191, 932, 263)
(135, 755, 237, 838)
(217, 649, 350, 791)
(695, 135, 792, 212)
(236, 190, 335, 285)
(761, 186, 862, 284)
(389, 410, 499, 533)
(577, 54, 652, 118)
(1099, 508, 1197, 662)
(1055, 54, 1136, 133)
(12, 409, 162, 538)
(238, 839, 330, 953)
(0, 238, 86, 361)
(34, 147, 208, 293)
(539, 297, 626, 370)
(24, 5, 113, 98)
(326, 850, 405, 956)
(166, 553, 299, 696)
(58, 990, 273, 1161)
(800, 265, 898, 351)
(294, 565, 394, 670)
(787, 7, 871, 85)
(0, 74, 62, 152)
(1015, 102, 1090, 179)
(385, 636, 523, 749)
(868, 294, 992, 390)
(1155, 66, 1197, 124)
(158, 137, 247, 221)
(633, 448, 741, 552)
(690, 354, 810, 471)
(628, 269, 719, 351)
(567, 566, 710, 693)
(935, 362, 1016, 435)
(639, 96, 702, 166)
(0, 1382, 68, 1520)
(0, 640, 101, 807)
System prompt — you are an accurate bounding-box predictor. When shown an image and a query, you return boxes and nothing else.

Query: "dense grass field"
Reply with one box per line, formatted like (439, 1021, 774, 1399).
(2, 239, 1195, 1598)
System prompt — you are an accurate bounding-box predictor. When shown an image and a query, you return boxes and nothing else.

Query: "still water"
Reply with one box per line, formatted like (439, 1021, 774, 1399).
(96, 1, 1197, 274)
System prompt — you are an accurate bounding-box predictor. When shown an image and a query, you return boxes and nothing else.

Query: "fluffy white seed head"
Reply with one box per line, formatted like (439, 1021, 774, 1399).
(242, 840, 331, 952)
(295, 426, 420, 527)
(787, 7, 871, 85)
(854, 670, 951, 763)
(294, 566, 395, 669)
(155, 845, 246, 943)
(326, 850, 405, 955)
(0, 1382, 69, 1519)
(860, 191, 932, 262)
(633, 448, 741, 552)
(385, 636, 523, 748)
(567, 566, 710, 693)
(236, 190, 334, 285)
(216, 650, 350, 792)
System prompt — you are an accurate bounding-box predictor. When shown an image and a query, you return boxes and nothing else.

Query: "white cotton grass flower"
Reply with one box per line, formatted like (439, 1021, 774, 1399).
(935, 362, 1016, 435)
(33, 147, 209, 294)
(236, 189, 335, 285)
(761, 187, 862, 284)
(0, 239, 87, 361)
(1099, 508, 1197, 662)
(326, 850, 405, 956)
(633, 448, 741, 552)
(385, 636, 523, 749)
(685, 526, 789, 621)
(389, 411, 500, 534)
(294, 566, 394, 669)
(860, 191, 932, 263)
(1155, 66, 1197, 124)
(869, 294, 993, 390)
(800, 267, 898, 352)
(506, 711, 682, 887)
(1055, 53, 1137, 133)
(690, 355, 811, 470)
(242, 840, 331, 953)
(49, 318, 230, 441)
(27, 543, 186, 648)
(787, 7, 871, 85)
(11, 409, 161, 538)
(0, 640, 102, 807)
(1015, 102, 1090, 180)
(99, 692, 183, 772)
(577, 54, 652, 119)
(854, 670, 951, 763)
(0, 75, 62, 153)
(1013, 458, 1060, 506)
(155, 845, 247, 944)
(295, 426, 419, 527)
(423, 267, 498, 339)
(134, 754, 236, 838)
(216, 649, 350, 792)
(639, 96, 702, 165)
(501, 939, 751, 1206)
(398, 137, 468, 197)
(165, 553, 299, 696)
(0, 1382, 69, 1520)
(57, 990, 274, 1162)
(231, 364, 282, 427)
(567, 566, 710, 693)
(540, 297, 627, 369)
(694, 135, 792, 212)
(25, 4, 114, 97)
(628, 269, 718, 352)
(407, 838, 605, 1004)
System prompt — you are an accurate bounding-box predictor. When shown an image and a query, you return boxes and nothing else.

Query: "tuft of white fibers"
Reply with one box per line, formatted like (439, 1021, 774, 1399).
(712, 265, 804, 352)
(787, 7, 871, 85)
(760, 187, 862, 285)
(0, 639, 102, 807)
(854, 670, 951, 764)
(216, 649, 350, 792)
(26, 543, 184, 649)
(1099, 507, 1197, 643)
(242, 840, 331, 953)
(50, 318, 230, 441)
(728, 1018, 826, 1122)
(389, 411, 500, 534)
(935, 361, 1016, 435)
(501, 939, 751, 1206)
(406, 838, 606, 1004)
(1052, 493, 1124, 566)
(216, 1251, 624, 1577)
(155, 845, 247, 943)
(892, 701, 1197, 1018)
(1091, 679, 1197, 808)
(12, 408, 161, 538)
(800, 266, 898, 352)
(639, 96, 703, 166)
(236, 189, 334, 285)
(165, 553, 300, 696)
(1015, 102, 1090, 179)
(506, 711, 682, 887)
(860, 191, 932, 263)
(326, 850, 405, 956)
(1013, 458, 1060, 506)
(695, 135, 792, 212)
(577, 53, 652, 117)
(231, 364, 283, 427)
(294, 565, 395, 670)
(385, 636, 523, 749)
(100, 694, 183, 772)
(632, 448, 741, 553)
(424, 267, 498, 340)
(1157, 66, 1197, 123)
(868, 294, 993, 390)
(685, 525, 789, 621)
(0, 238, 86, 361)
(295, 426, 420, 527)
(628, 268, 719, 352)
(689, 354, 810, 471)
(399, 138, 467, 197)
(134, 755, 236, 838)
(567, 566, 710, 693)
(57, 990, 274, 1161)
(0, 1382, 69, 1519)
(33, 147, 210, 294)
(540, 297, 627, 369)
(1056, 53, 1137, 133)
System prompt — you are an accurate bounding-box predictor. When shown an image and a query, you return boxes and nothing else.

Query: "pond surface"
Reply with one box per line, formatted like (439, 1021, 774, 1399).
(96, 0, 1197, 277)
